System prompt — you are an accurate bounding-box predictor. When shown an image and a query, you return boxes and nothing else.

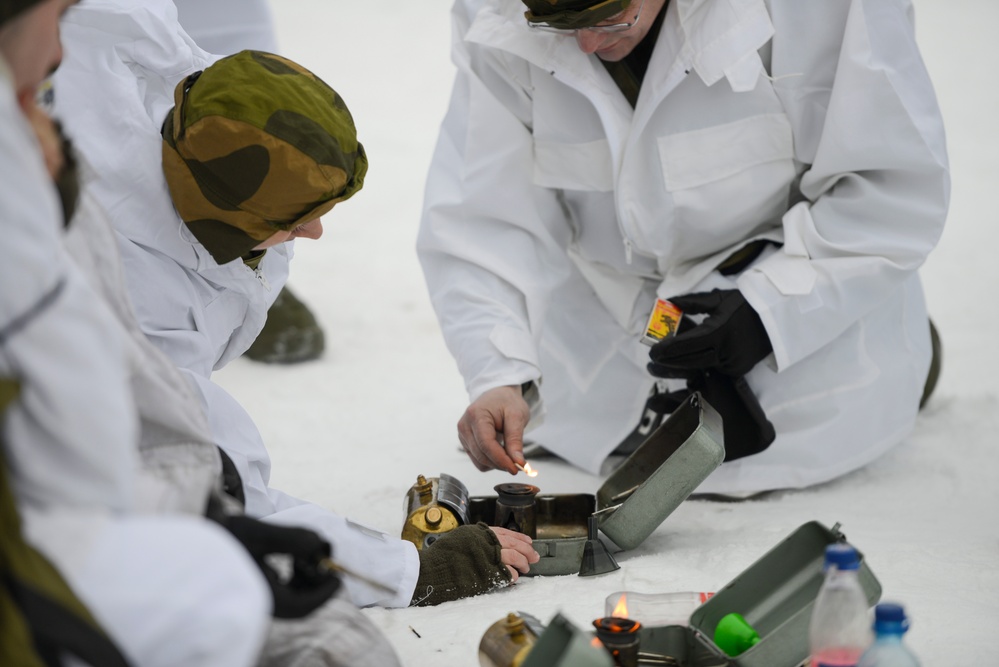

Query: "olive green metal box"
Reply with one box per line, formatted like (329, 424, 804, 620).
(633, 521, 882, 667)
(517, 521, 882, 667)
(467, 392, 726, 575)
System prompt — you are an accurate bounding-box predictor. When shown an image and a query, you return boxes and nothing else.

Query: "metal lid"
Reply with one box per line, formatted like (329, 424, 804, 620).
(595, 392, 725, 550)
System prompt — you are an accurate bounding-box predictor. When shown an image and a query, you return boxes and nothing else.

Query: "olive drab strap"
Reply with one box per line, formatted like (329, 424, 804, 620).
(0, 379, 131, 667)
(0, 380, 42, 667)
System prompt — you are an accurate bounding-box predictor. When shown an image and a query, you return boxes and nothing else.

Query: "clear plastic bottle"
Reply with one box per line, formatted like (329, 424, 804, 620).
(604, 591, 714, 626)
(857, 603, 921, 667)
(808, 543, 872, 667)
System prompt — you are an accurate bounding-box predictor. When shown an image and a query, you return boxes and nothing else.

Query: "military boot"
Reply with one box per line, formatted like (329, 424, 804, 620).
(244, 285, 325, 364)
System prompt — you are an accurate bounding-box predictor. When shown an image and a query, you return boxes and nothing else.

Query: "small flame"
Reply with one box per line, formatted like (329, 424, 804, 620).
(612, 593, 629, 619)
(591, 637, 604, 649)
(515, 462, 539, 477)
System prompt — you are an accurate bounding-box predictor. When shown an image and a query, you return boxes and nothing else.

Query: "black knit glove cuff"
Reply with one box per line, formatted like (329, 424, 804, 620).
(410, 522, 512, 606)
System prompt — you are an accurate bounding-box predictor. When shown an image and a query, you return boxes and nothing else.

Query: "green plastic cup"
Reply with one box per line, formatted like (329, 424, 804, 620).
(713, 612, 761, 657)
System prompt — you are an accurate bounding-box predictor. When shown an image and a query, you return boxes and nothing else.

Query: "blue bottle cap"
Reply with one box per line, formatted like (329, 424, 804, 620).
(823, 543, 860, 571)
(873, 603, 910, 635)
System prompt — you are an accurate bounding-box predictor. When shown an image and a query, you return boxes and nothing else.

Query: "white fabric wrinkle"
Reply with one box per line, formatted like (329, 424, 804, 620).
(678, 0, 774, 89)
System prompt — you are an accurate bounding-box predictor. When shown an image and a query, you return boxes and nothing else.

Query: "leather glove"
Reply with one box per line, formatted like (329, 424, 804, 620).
(648, 289, 772, 378)
(687, 371, 775, 461)
(221, 515, 341, 619)
(410, 523, 512, 607)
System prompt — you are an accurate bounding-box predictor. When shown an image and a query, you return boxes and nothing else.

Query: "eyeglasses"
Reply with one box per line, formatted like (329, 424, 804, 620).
(528, 0, 646, 35)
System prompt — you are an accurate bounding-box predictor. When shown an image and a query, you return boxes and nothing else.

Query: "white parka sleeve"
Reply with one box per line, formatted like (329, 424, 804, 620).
(0, 75, 137, 514)
(417, 1, 576, 402)
(183, 371, 420, 609)
(738, 0, 949, 370)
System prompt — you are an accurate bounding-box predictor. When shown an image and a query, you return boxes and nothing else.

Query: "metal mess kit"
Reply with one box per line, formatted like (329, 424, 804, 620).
(398, 393, 883, 667)
(480, 522, 882, 667)
(402, 393, 726, 576)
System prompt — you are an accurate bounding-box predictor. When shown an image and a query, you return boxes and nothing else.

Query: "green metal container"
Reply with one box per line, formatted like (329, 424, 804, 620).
(465, 392, 725, 575)
(515, 521, 882, 667)
(520, 613, 613, 667)
(686, 520, 882, 667)
(634, 522, 882, 666)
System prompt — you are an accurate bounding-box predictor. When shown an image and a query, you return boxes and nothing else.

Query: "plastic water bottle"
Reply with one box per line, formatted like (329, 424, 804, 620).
(808, 543, 872, 667)
(857, 603, 921, 667)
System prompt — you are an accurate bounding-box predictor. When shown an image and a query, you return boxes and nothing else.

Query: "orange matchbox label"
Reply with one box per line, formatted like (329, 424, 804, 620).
(642, 299, 683, 346)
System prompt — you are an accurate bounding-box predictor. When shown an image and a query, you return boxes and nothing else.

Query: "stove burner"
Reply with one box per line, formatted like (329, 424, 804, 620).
(493, 483, 540, 538)
(593, 617, 642, 667)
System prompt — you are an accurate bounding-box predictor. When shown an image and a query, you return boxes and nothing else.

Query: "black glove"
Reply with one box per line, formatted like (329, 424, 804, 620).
(221, 515, 341, 619)
(688, 371, 775, 461)
(410, 523, 512, 607)
(648, 289, 772, 378)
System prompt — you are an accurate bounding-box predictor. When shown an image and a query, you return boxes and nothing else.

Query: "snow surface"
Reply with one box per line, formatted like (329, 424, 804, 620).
(213, 1, 998, 664)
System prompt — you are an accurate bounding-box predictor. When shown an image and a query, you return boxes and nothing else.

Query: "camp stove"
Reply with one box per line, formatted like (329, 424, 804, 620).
(493, 483, 541, 537)
(402, 393, 726, 576)
(592, 617, 642, 667)
(401, 473, 468, 549)
(478, 612, 544, 667)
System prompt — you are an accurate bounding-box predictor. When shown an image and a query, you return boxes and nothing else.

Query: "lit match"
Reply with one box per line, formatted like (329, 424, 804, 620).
(516, 462, 539, 477)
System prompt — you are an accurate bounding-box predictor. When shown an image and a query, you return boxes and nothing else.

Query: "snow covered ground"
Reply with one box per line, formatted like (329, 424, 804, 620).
(213, 1, 998, 663)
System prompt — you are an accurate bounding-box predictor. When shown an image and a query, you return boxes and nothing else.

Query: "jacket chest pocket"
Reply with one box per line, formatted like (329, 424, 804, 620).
(532, 137, 615, 192)
(657, 113, 795, 246)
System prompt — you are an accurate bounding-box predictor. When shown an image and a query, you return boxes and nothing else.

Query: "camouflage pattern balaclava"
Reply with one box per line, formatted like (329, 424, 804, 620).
(162, 50, 367, 265)
(522, 0, 631, 30)
(0, 0, 44, 27)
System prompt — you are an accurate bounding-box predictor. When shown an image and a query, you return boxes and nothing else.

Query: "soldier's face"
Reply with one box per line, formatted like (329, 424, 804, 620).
(253, 218, 324, 250)
(574, 0, 666, 62)
(0, 0, 79, 106)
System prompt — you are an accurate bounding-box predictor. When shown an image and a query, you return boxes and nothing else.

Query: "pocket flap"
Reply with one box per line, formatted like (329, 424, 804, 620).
(533, 138, 614, 191)
(658, 113, 793, 191)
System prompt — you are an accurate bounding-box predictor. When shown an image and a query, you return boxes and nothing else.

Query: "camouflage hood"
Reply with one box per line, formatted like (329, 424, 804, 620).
(0, 0, 43, 26)
(162, 50, 367, 265)
(521, 0, 631, 30)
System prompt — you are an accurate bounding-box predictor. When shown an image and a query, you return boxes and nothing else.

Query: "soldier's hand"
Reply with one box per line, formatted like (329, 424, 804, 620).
(221, 515, 341, 619)
(411, 523, 538, 606)
(649, 289, 772, 378)
(457, 385, 529, 475)
(489, 526, 540, 581)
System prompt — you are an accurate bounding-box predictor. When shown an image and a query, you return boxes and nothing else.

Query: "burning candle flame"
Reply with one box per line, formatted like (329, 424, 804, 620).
(516, 462, 539, 477)
(612, 593, 629, 619)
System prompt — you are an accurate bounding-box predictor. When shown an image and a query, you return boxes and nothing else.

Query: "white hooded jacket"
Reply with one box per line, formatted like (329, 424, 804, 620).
(418, 0, 949, 492)
(51, 0, 418, 608)
(1, 57, 272, 667)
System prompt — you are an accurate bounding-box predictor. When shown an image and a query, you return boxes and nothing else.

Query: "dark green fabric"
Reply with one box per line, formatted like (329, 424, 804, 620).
(522, 0, 630, 29)
(920, 318, 941, 409)
(54, 124, 80, 228)
(0, 0, 42, 26)
(0, 380, 131, 667)
(241, 249, 266, 270)
(598, 3, 666, 107)
(244, 285, 325, 364)
(410, 523, 511, 607)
